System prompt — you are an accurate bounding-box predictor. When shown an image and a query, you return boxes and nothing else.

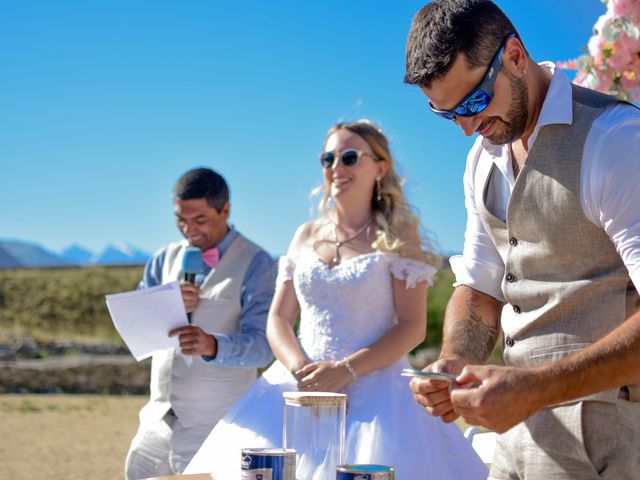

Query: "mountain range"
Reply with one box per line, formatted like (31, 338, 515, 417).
(0, 239, 150, 269)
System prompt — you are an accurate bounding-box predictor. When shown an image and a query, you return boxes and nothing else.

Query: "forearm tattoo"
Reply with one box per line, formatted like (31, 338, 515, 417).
(445, 295, 500, 364)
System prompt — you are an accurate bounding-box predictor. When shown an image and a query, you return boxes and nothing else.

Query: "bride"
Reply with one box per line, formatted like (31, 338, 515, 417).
(185, 120, 487, 479)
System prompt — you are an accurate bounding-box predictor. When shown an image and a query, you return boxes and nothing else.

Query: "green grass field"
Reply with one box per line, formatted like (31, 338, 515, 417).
(0, 264, 456, 351)
(0, 265, 141, 344)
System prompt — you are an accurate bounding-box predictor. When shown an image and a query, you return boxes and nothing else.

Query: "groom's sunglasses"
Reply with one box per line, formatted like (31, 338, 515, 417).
(429, 32, 516, 120)
(319, 149, 376, 169)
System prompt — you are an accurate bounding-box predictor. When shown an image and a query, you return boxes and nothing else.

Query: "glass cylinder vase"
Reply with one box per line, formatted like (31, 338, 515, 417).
(282, 391, 347, 480)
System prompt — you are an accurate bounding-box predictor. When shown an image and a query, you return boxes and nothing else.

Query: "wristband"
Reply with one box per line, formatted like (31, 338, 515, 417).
(341, 357, 357, 380)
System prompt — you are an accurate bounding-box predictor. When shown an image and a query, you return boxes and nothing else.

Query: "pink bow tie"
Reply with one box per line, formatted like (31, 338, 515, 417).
(202, 247, 220, 268)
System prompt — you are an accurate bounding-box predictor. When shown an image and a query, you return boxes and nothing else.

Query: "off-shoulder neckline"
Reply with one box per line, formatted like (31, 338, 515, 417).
(284, 249, 431, 270)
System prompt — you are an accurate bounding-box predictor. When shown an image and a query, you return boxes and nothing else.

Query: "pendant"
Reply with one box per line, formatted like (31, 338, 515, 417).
(333, 242, 341, 266)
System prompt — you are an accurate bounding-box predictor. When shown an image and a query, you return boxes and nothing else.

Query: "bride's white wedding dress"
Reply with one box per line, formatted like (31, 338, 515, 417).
(185, 250, 487, 479)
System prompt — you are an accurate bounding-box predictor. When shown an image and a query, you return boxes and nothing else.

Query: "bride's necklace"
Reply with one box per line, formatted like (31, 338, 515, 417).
(331, 218, 373, 266)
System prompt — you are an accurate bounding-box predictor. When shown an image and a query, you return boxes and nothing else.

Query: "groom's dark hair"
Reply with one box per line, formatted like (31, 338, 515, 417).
(174, 168, 229, 213)
(405, 0, 521, 88)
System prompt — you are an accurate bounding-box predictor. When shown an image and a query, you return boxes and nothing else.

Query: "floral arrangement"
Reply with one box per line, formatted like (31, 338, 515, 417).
(558, 0, 640, 101)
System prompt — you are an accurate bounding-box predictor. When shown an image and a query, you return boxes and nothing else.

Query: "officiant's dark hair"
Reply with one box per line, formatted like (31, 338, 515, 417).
(174, 167, 229, 213)
(405, 0, 522, 88)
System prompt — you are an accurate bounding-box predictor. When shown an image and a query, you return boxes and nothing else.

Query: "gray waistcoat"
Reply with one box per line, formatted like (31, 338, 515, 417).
(475, 85, 640, 403)
(139, 233, 261, 428)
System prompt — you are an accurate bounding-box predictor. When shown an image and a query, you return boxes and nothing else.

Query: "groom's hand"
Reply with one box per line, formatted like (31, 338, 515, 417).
(410, 357, 466, 423)
(451, 364, 544, 433)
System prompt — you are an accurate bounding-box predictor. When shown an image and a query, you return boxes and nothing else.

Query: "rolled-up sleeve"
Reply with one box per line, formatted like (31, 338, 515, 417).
(451, 141, 506, 302)
(206, 250, 277, 367)
(581, 104, 640, 295)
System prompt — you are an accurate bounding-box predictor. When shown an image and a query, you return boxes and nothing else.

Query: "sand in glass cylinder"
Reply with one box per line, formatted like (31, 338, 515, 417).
(282, 392, 347, 480)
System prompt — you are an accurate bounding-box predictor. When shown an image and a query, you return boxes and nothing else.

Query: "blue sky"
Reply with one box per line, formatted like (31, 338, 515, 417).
(0, 0, 606, 257)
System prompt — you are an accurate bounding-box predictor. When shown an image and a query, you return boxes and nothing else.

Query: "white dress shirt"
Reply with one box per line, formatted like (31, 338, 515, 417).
(450, 64, 640, 302)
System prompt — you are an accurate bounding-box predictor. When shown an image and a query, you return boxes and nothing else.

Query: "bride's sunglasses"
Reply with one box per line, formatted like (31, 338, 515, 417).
(429, 32, 516, 120)
(319, 149, 376, 169)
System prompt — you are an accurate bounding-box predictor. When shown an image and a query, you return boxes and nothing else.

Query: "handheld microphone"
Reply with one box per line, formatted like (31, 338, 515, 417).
(181, 247, 202, 323)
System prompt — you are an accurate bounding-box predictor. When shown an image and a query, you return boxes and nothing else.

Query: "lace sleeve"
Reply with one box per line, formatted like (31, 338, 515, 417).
(390, 255, 438, 289)
(275, 254, 297, 287)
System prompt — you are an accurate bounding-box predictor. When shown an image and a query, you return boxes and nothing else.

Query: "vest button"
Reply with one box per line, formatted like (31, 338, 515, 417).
(506, 273, 517, 282)
(513, 304, 521, 314)
(509, 236, 518, 246)
(505, 336, 515, 347)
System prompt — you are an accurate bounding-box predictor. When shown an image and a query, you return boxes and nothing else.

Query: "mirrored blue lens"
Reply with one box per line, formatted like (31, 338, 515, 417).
(454, 90, 492, 116)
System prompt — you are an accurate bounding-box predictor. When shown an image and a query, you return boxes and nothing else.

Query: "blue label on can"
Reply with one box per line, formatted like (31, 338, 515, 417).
(241, 448, 295, 480)
(337, 474, 372, 480)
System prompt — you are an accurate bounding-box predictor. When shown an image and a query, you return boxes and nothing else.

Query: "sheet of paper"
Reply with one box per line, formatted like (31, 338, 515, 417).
(105, 281, 190, 362)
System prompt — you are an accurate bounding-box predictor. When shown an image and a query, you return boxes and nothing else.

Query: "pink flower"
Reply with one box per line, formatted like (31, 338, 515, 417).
(613, 0, 640, 20)
(605, 42, 633, 69)
(620, 32, 640, 52)
(579, 69, 615, 92)
(595, 69, 615, 92)
(557, 59, 578, 69)
(560, 0, 640, 101)
(573, 71, 589, 87)
(621, 69, 640, 91)
(588, 34, 606, 65)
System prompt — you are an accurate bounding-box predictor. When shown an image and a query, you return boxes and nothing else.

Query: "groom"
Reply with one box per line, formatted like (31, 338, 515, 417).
(405, 1, 640, 478)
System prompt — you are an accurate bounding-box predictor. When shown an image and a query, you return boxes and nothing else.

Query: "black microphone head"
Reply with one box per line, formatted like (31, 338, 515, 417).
(182, 247, 203, 275)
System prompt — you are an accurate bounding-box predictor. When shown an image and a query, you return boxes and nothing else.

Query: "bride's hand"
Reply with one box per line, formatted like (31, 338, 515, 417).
(288, 358, 310, 382)
(295, 361, 352, 392)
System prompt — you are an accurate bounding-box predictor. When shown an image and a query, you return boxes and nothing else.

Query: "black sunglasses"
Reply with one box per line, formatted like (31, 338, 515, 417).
(319, 149, 377, 169)
(429, 32, 516, 120)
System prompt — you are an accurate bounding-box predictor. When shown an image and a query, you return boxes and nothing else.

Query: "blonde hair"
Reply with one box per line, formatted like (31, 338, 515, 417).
(313, 119, 439, 266)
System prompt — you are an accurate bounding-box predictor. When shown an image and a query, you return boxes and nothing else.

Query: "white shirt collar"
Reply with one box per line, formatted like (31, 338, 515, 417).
(535, 62, 573, 131)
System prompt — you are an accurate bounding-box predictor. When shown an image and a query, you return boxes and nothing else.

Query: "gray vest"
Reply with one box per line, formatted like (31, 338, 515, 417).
(140, 233, 262, 428)
(475, 85, 640, 403)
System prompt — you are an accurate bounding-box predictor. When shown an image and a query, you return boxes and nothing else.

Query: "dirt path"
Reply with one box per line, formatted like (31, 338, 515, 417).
(0, 394, 474, 479)
(0, 394, 146, 480)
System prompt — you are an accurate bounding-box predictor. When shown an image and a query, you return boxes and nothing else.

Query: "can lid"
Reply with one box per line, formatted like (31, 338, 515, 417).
(242, 448, 296, 456)
(282, 391, 347, 406)
(337, 464, 396, 473)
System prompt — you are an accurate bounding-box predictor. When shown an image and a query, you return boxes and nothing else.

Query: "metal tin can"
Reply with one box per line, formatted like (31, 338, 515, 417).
(241, 448, 296, 480)
(336, 464, 396, 480)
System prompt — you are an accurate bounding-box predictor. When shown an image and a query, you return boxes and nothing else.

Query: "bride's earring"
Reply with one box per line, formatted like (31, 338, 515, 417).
(376, 176, 382, 201)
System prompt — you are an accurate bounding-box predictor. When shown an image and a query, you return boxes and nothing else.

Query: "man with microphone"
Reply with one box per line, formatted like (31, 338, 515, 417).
(125, 167, 276, 480)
